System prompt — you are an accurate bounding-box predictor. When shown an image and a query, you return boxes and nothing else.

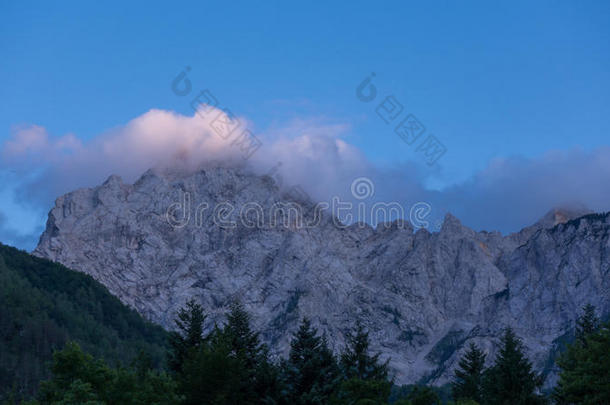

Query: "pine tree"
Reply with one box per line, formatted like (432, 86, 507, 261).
(179, 327, 246, 405)
(222, 301, 281, 404)
(452, 343, 486, 403)
(168, 299, 206, 374)
(170, 301, 283, 405)
(331, 321, 392, 404)
(555, 320, 610, 404)
(223, 301, 265, 369)
(554, 304, 601, 404)
(283, 318, 340, 405)
(340, 321, 389, 381)
(575, 304, 599, 347)
(404, 385, 441, 405)
(481, 328, 546, 405)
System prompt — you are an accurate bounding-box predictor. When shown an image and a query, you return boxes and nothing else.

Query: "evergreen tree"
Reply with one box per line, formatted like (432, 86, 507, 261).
(400, 385, 441, 405)
(481, 328, 546, 405)
(168, 299, 207, 374)
(340, 321, 389, 381)
(222, 301, 281, 404)
(175, 302, 283, 405)
(253, 352, 286, 405)
(283, 318, 340, 404)
(223, 301, 265, 370)
(554, 322, 610, 404)
(575, 304, 599, 347)
(331, 321, 392, 404)
(330, 378, 392, 405)
(452, 343, 486, 403)
(554, 304, 601, 404)
(179, 327, 246, 405)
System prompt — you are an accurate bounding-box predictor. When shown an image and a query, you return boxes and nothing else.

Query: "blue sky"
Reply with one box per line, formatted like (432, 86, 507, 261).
(1, 0, 610, 249)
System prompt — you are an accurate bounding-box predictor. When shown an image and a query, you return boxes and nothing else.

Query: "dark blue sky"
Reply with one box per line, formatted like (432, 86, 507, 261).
(1, 0, 609, 249)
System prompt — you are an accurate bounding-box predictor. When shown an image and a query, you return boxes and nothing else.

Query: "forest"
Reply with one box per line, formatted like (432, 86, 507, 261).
(1, 243, 608, 404)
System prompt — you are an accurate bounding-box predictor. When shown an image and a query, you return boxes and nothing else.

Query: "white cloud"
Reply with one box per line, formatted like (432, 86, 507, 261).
(1, 108, 609, 250)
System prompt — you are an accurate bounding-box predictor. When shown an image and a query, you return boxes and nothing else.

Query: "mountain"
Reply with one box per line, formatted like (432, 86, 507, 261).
(0, 242, 169, 401)
(33, 167, 610, 387)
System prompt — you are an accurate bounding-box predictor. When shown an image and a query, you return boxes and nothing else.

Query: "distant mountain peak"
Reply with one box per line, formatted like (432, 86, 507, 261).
(537, 206, 593, 228)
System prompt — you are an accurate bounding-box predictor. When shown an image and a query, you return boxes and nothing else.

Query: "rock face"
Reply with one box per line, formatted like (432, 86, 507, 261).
(34, 167, 609, 386)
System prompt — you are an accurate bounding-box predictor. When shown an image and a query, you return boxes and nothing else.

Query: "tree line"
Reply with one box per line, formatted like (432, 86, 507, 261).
(10, 302, 609, 404)
(451, 304, 609, 405)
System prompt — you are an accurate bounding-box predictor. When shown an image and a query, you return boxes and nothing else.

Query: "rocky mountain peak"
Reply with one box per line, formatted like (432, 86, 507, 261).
(440, 212, 464, 231)
(33, 167, 609, 387)
(538, 206, 593, 229)
(103, 174, 124, 186)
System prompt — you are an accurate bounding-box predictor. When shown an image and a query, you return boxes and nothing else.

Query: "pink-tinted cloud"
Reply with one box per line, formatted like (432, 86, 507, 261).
(1, 108, 609, 248)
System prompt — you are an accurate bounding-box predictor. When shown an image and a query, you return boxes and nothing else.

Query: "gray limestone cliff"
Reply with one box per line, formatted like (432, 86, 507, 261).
(34, 167, 609, 386)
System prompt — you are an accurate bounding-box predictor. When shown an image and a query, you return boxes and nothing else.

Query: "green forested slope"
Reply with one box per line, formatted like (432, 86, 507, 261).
(0, 243, 169, 401)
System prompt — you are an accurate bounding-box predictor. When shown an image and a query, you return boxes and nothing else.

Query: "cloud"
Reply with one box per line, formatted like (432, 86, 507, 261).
(1, 108, 609, 250)
(0, 211, 41, 250)
(2, 108, 249, 204)
(435, 148, 610, 231)
(1, 108, 374, 208)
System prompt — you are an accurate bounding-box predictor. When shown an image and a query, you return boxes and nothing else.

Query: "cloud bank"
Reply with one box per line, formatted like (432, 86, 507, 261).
(1, 108, 610, 250)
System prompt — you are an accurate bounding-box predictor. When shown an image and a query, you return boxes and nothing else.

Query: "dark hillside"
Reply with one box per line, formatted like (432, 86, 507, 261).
(0, 243, 169, 401)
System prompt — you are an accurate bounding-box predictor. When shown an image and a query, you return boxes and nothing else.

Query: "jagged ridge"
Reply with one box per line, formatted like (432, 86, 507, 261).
(34, 167, 610, 386)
